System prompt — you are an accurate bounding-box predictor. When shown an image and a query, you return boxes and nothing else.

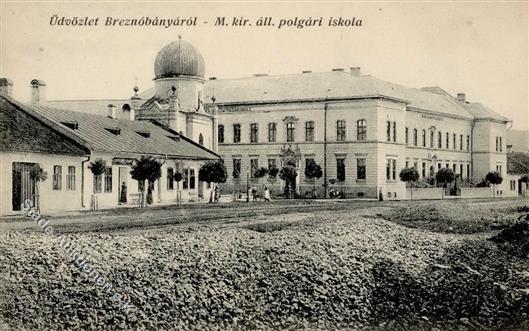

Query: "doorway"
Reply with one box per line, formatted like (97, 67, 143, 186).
(12, 162, 36, 211)
(118, 167, 128, 204)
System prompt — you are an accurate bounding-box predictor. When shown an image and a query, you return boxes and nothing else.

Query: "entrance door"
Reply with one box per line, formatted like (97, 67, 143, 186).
(12, 162, 36, 211)
(118, 167, 128, 204)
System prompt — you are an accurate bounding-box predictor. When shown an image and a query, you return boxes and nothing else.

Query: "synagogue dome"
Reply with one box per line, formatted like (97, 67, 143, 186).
(154, 38, 205, 79)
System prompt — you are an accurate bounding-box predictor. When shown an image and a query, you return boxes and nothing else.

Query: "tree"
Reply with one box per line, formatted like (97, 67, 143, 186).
(399, 167, 419, 200)
(254, 167, 268, 179)
(88, 159, 107, 210)
(130, 156, 162, 207)
(435, 167, 455, 199)
(199, 160, 228, 203)
(280, 165, 298, 199)
(304, 159, 323, 198)
(268, 165, 279, 178)
(29, 164, 47, 210)
(485, 171, 503, 197)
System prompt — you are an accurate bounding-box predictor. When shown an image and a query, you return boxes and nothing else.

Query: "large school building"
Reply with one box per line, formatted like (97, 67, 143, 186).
(7, 37, 524, 203)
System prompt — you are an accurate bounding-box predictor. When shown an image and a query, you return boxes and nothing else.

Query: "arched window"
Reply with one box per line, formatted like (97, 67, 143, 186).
(198, 133, 204, 145)
(122, 104, 131, 112)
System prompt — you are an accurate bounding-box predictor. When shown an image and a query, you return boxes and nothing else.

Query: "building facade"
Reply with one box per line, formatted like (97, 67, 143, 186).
(0, 90, 219, 216)
(25, 39, 521, 199)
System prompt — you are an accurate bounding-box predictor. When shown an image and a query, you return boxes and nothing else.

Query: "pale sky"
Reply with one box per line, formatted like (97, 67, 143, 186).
(1, 1, 527, 129)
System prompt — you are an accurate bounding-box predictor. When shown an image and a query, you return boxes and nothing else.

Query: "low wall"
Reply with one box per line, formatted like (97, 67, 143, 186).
(459, 187, 492, 198)
(405, 188, 444, 200)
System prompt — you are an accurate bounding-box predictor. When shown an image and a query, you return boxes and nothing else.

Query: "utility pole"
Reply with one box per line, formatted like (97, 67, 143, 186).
(323, 102, 328, 198)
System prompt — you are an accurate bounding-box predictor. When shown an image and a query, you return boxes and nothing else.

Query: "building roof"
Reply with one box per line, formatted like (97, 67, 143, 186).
(154, 39, 205, 79)
(203, 71, 478, 119)
(41, 70, 510, 124)
(0, 96, 90, 156)
(460, 102, 511, 122)
(6, 98, 219, 160)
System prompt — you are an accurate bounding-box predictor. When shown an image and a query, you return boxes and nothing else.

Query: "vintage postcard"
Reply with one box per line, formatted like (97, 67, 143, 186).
(0, 1, 528, 330)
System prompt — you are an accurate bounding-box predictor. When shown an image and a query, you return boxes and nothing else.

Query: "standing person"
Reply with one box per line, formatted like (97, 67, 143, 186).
(264, 185, 271, 202)
(119, 182, 127, 204)
(214, 185, 220, 203)
(247, 186, 253, 203)
(378, 187, 384, 201)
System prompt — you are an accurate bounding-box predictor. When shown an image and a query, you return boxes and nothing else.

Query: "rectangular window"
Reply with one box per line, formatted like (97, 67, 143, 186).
(438, 163, 442, 171)
(357, 158, 366, 180)
(268, 123, 277, 142)
(286, 122, 295, 142)
(422, 129, 426, 147)
(336, 158, 345, 181)
(392, 122, 397, 142)
(467, 164, 471, 179)
(93, 174, 102, 193)
(405, 127, 409, 145)
(386, 121, 391, 142)
(453, 134, 456, 150)
(183, 169, 189, 189)
(386, 160, 391, 180)
(357, 119, 366, 141)
(466, 135, 470, 151)
(104, 167, 112, 193)
(66, 166, 75, 190)
(438, 132, 442, 148)
(53, 165, 62, 190)
(499, 137, 503, 152)
(405, 160, 409, 168)
(305, 158, 314, 173)
(453, 164, 457, 173)
(510, 180, 516, 191)
(422, 162, 426, 178)
(305, 121, 315, 141)
(250, 158, 259, 178)
(250, 123, 258, 143)
(337, 120, 346, 141)
(446, 132, 449, 149)
(413, 129, 418, 146)
(167, 168, 174, 190)
(496, 165, 502, 175)
(460, 134, 463, 150)
(460, 164, 464, 178)
(233, 124, 241, 143)
(430, 130, 434, 148)
(233, 159, 241, 179)
(189, 169, 196, 190)
(392, 159, 397, 180)
(218, 125, 224, 143)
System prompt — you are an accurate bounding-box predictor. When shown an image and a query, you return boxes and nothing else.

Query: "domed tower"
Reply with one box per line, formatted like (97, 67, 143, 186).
(153, 36, 205, 111)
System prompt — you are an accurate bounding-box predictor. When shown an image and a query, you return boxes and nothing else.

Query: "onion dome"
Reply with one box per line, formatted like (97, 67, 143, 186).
(154, 37, 205, 79)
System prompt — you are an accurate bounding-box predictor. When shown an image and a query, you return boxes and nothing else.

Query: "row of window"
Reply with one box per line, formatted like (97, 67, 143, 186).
(231, 157, 368, 181)
(404, 160, 472, 180)
(166, 167, 196, 190)
(218, 119, 368, 143)
(405, 128, 470, 151)
(52, 165, 76, 191)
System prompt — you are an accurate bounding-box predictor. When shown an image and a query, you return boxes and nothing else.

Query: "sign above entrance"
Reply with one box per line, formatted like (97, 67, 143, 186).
(112, 158, 134, 166)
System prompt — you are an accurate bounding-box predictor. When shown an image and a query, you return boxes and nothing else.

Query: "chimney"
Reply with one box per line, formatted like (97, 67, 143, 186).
(30, 79, 46, 104)
(350, 67, 361, 76)
(457, 93, 466, 102)
(0, 78, 13, 98)
(107, 104, 116, 118)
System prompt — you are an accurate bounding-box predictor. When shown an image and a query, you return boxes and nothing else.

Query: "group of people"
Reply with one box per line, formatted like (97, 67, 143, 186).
(247, 185, 272, 202)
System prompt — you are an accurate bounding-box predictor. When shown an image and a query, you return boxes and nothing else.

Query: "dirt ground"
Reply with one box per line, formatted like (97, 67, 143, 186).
(0, 198, 528, 330)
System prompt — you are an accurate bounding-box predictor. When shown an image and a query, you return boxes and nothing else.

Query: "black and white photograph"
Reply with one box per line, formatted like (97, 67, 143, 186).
(0, 1, 528, 330)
